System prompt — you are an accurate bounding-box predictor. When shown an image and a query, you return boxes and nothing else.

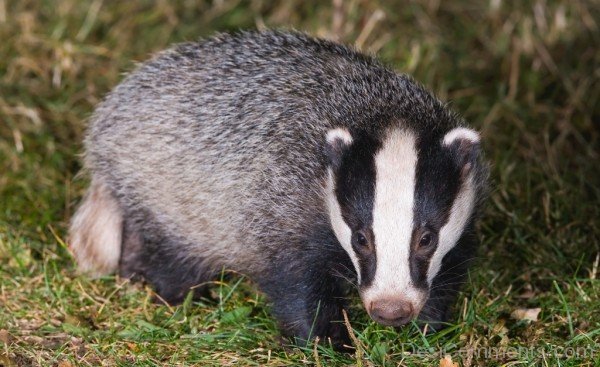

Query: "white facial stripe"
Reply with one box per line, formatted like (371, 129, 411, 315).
(443, 127, 480, 146)
(325, 169, 361, 283)
(363, 129, 419, 303)
(427, 176, 476, 283)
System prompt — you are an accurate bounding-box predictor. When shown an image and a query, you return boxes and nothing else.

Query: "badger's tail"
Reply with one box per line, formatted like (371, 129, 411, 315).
(68, 178, 123, 277)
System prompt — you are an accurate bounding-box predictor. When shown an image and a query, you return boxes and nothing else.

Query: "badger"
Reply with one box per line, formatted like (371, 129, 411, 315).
(69, 30, 488, 348)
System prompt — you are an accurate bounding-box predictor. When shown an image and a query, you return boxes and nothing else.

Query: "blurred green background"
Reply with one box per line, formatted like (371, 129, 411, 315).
(0, 0, 598, 366)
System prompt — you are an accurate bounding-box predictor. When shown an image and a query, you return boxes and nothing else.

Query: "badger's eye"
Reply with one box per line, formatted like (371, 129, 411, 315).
(419, 233, 433, 248)
(356, 232, 368, 247)
(352, 230, 371, 253)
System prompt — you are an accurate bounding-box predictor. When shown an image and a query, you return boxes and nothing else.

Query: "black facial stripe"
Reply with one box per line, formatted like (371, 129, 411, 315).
(410, 131, 463, 289)
(334, 133, 381, 286)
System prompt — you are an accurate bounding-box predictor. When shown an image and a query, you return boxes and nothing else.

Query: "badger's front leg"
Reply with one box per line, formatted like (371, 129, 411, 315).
(418, 280, 460, 332)
(262, 272, 350, 349)
(257, 246, 352, 350)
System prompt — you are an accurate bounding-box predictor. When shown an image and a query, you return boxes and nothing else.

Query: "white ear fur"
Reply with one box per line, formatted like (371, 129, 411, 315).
(443, 127, 480, 147)
(326, 127, 353, 146)
(325, 127, 353, 168)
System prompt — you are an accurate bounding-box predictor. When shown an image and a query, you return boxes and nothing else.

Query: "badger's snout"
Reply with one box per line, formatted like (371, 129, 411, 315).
(368, 298, 416, 327)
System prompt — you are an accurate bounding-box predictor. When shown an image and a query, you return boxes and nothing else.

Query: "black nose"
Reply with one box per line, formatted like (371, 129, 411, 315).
(369, 299, 414, 327)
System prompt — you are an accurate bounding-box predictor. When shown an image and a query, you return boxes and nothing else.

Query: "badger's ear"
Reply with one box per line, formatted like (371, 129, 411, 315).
(443, 127, 480, 177)
(325, 128, 353, 169)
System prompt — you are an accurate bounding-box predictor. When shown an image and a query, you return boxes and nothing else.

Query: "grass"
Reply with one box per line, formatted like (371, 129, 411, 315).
(0, 0, 598, 365)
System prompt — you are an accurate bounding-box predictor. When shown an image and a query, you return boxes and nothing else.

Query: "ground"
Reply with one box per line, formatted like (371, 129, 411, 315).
(0, 0, 598, 366)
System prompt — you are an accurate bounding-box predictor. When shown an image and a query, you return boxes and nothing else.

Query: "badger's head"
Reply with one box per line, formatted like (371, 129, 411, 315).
(325, 125, 481, 327)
